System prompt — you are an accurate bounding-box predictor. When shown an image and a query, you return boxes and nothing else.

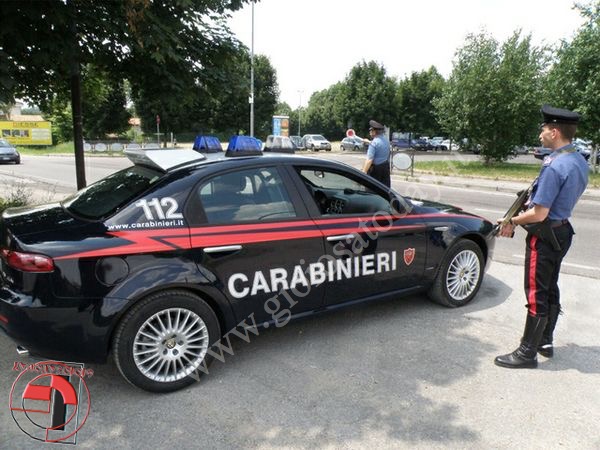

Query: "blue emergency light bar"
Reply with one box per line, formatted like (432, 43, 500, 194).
(226, 135, 263, 157)
(193, 135, 222, 153)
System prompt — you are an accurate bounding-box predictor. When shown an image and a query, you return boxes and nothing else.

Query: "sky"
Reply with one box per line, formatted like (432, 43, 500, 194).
(227, 0, 586, 107)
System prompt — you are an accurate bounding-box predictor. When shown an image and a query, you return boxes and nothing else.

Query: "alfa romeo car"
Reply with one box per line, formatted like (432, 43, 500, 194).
(0, 148, 495, 392)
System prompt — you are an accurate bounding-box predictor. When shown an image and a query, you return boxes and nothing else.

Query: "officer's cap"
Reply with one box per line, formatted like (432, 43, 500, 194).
(369, 120, 384, 130)
(540, 104, 580, 126)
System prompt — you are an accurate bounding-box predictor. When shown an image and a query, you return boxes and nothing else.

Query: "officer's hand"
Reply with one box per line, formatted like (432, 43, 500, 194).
(363, 138, 370, 144)
(496, 219, 515, 238)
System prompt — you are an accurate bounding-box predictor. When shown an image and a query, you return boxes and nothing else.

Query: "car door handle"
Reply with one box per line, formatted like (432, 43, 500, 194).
(326, 234, 355, 242)
(203, 245, 243, 254)
(434, 226, 449, 231)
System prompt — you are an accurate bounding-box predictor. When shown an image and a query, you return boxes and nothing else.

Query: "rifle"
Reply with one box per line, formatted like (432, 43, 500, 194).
(493, 179, 535, 237)
(494, 178, 561, 251)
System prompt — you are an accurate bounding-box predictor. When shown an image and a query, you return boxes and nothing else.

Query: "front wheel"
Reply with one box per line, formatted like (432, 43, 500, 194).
(428, 239, 484, 307)
(112, 290, 221, 392)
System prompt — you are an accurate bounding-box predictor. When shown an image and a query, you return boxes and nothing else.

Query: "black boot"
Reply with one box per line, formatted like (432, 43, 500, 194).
(538, 304, 561, 358)
(495, 314, 548, 368)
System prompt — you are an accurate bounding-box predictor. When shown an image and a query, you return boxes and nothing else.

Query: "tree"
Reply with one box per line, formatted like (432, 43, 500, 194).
(435, 32, 547, 163)
(171, 50, 279, 140)
(338, 61, 399, 136)
(0, 0, 250, 188)
(303, 83, 346, 138)
(396, 67, 445, 137)
(545, 1, 600, 168)
(40, 64, 130, 142)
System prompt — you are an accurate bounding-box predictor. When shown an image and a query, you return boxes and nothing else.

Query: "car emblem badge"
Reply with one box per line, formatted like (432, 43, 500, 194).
(404, 248, 415, 266)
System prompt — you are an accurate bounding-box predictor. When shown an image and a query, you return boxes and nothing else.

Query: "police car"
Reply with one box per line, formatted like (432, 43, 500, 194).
(0, 143, 495, 392)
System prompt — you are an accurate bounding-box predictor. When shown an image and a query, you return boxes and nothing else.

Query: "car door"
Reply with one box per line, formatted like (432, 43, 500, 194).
(289, 165, 428, 306)
(186, 164, 326, 325)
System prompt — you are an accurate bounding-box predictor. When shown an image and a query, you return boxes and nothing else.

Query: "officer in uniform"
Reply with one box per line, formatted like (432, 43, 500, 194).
(362, 120, 391, 187)
(495, 105, 589, 368)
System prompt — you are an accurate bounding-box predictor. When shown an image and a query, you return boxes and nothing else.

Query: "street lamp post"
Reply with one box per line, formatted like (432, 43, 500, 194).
(249, 1, 255, 137)
(297, 90, 302, 136)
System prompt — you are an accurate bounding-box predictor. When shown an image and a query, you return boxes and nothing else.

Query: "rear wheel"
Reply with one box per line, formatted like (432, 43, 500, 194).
(113, 290, 220, 392)
(428, 239, 484, 307)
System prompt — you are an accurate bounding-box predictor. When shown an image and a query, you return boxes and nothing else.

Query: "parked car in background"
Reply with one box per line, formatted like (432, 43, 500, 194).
(429, 137, 448, 151)
(289, 135, 304, 150)
(340, 136, 367, 151)
(302, 134, 332, 152)
(441, 139, 459, 151)
(0, 139, 20, 164)
(512, 145, 530, 156)
(533, 147, 552, 160)
(411, 137, 431, 151)
(264, 135, 295, 153)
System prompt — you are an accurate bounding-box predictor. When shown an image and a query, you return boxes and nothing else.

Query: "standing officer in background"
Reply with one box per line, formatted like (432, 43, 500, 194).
(495, 105, 589, 369)
(362, 120, 391, 187)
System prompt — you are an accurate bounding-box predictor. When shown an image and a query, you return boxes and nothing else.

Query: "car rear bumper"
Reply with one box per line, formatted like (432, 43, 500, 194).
(0, 287, 127, 363)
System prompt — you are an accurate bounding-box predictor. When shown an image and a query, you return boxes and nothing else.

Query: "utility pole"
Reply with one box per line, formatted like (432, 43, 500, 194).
(249, 1, 255, 137)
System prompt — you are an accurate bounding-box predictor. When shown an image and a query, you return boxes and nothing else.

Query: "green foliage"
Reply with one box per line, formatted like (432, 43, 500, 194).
(302, 83, 345, 138)
(396, 67, 445, 136)
(545, 2, 600, 146)
(0, 0, 251, 149)
(299, 61, 399, 139)
(339, 61, 399, 136)
(435, 32, 547, 163)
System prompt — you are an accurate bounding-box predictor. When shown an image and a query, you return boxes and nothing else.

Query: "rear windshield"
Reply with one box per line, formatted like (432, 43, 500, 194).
(62, 165, 163, 220)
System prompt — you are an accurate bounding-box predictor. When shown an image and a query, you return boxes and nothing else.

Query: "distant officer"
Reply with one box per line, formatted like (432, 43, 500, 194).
(495, 105, 589, 368)
(362, 120, 391, 187)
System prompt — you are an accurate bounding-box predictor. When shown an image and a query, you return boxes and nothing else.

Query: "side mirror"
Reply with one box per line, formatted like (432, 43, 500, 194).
(390, 195, 411, 217)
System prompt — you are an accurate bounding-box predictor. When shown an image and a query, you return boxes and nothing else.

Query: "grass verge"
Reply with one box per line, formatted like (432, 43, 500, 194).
(414, 160, 600, 188)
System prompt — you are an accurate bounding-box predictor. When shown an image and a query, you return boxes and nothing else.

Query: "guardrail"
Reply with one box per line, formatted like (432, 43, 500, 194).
(83, 142, 163, 152)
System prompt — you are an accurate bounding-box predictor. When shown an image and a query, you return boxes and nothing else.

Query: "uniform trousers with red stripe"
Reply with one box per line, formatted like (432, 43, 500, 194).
(524, 223, 574, 317)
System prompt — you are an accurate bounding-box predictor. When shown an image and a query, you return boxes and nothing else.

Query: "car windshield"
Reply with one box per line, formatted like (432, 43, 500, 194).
(313, 135, 326, 141)
(62, 165, 163, 220)
(0, 140, 11, 147)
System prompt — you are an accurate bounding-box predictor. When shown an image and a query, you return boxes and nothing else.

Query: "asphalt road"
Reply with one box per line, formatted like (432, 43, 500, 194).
(1, 261, 599, 449)
(1, 152, 599, 449)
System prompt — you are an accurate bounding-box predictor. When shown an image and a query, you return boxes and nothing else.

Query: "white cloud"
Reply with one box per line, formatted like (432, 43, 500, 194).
(228, 0, 584, 106)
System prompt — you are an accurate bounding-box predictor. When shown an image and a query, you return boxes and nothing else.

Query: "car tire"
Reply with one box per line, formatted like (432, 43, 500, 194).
(427, 239, 484, 308)
(311, 144, 318, 152)
(112, 290, 221, 392)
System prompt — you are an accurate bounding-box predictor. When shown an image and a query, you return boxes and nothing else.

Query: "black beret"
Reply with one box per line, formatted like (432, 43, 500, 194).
(541, 104, 580, 126)
(369, 120, 384, 130)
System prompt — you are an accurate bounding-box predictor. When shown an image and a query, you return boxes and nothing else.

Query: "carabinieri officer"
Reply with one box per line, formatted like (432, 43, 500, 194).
(495, 105, 589, 368)
(362, 120, 391, 187)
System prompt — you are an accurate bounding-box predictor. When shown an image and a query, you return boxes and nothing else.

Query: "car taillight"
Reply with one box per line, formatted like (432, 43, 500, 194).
(1, 249, 54, 272)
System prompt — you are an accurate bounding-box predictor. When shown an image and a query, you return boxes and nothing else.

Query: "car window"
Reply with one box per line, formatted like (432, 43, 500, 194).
(198, 167, 297, 223)
(296, 167, 392, 215)
(63, 165, 163, 220)
(0, 139, 10, 147)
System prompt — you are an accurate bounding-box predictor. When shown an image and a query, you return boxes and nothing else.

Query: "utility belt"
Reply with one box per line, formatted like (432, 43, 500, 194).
(523, 218, 564, 251)
(550, 219, 569, 228)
